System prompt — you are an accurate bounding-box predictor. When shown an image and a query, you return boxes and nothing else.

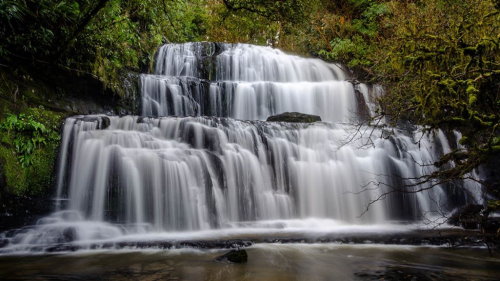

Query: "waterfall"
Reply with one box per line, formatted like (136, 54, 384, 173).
(142, 43, 358, 122)
(54, 115, 475, 230)
(1, 42, 481, 252)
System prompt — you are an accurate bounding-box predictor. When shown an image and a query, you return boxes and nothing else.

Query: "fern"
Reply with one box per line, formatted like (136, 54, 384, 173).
(0, 110, 59, 168)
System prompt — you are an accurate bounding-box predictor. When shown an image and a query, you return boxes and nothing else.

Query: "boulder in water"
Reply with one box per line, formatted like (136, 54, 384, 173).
(61, 227, 77, 243)
(266, 112, 321, 123)
(0, 239, 9, 248)
(215, 249, 248, 263)
(449, 204, 484, 229)
(81, 116, 110, 129)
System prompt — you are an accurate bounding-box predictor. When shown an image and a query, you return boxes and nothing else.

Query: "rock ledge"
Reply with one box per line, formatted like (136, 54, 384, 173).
(266, 112, 321, 123)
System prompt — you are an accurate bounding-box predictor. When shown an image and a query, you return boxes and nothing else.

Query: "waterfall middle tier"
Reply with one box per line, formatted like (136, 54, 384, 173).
(55, 115, 463, 231)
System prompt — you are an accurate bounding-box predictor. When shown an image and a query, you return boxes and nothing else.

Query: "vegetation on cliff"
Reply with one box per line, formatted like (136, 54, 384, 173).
(311, 0, 499, 202)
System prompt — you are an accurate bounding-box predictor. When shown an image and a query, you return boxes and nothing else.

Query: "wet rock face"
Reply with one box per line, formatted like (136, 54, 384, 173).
(215, 249, 248, 263)
(32, 69, 140, 115)
(266, 112, 321, 123)
(81, 116, 111, 129)
(0, 193, 53, 232)
(153, 42, 227, 81)
(61, 227, 77, 243)
(449, 204, 484, 229)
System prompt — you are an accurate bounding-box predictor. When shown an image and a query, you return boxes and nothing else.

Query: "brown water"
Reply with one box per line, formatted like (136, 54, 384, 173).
(0, 244, 498, 280)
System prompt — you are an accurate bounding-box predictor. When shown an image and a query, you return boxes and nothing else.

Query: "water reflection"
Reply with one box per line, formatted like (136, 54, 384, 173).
(0, 244, 498, 280)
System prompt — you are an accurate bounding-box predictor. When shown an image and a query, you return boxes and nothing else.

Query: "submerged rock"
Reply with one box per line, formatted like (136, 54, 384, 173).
(484, 216, 500, 234)
(215, 249, 248, 263)
(266, 112, 321, 123)
(449, 204, 484, 229)
(61, 227, 77, 243)
(0, 239, 9, 248)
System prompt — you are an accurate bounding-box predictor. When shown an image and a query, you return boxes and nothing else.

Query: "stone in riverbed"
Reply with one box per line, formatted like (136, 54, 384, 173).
(215, 249, 248, 263)
(61, 227, 77, 243)
(0, 239, 9, 248)
(266, 112, 321, 123)
(448, 204, 483, 229)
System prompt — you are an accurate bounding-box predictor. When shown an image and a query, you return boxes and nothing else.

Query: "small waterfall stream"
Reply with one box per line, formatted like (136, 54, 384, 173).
(1, 42, 481, 252)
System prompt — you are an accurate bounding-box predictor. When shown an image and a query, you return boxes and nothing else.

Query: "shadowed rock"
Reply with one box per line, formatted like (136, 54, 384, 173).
(215, 249, 248, 263)
(266, 112, 321, 123)
(449, 204, 483, 229)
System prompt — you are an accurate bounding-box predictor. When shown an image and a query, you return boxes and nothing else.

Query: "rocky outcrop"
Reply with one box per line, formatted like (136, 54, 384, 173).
(448, 204, 483, 229)
(0, 193, 53, 231)
(266, 112, 321, 123)
(38, 70, 140, 115)
(81, 116, 111, 129)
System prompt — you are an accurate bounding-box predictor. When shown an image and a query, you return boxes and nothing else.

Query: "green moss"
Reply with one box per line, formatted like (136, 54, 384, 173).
(0, 140, 58, 196)
(459, 136, 470, 145)
(0, 106, 63, 196)
(487, 200, 500, 210)
(25, 143, 59, 195)
(0, 145, 27, 194)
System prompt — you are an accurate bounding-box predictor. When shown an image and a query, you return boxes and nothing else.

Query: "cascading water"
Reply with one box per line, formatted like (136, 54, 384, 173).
(142, 43, 356, 121)
(0, 42, 481, 253)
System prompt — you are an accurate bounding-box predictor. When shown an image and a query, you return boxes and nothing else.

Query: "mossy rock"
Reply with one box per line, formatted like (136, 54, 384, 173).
(266, 112, 321, 123)
(0, 145, 27, 194)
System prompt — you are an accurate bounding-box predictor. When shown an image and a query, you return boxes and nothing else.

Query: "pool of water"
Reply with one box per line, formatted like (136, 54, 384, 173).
(0, 244, 498, 280)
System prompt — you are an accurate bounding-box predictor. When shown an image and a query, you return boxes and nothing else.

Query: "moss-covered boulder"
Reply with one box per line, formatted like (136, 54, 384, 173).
(266, 112, 321, 123)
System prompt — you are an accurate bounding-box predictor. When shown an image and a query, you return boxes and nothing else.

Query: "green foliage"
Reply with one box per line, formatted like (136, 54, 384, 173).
(84, 0, 209, 89)
(205, 0, 320, 48)
(0, 107, 59, 167)
(205, 2, 279, 45)
(319, 36, 372, 68)
(0, 107, 62, 195)
(309, 0, 388, 70)
(0, 0, 323, 88)
(352, 0, 388, 37)
(488, 200, 500, 210)
(0, 0, 497, 197)
(221, 0, 309, 23)
(309, 0, 499, 192)
(0, 0, 210, 92)
(369, 0, 500, 186)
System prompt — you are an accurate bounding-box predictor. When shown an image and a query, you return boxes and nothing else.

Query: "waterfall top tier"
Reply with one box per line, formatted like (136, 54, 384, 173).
(154, 42, 347, 82)
(144, 42, 364, 121)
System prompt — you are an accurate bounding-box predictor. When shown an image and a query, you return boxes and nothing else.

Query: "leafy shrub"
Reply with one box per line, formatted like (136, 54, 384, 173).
(0, 107, 59, 167)
(0, 107, 62, 195)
